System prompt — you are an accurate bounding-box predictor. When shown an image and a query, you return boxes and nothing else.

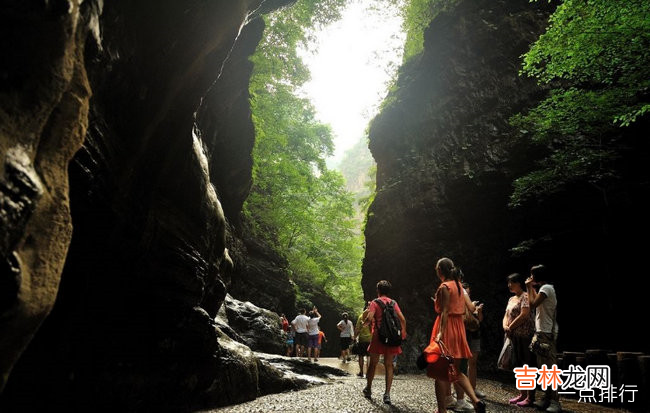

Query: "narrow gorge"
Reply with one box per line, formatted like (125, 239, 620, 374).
(2, 0, 649, 412)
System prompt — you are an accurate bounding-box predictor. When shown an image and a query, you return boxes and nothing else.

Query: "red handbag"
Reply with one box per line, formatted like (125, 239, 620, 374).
(425, 339, 459, 382)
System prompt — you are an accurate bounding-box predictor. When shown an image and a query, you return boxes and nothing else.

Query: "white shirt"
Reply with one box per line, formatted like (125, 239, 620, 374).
(307, 317, 321, 335)
(535, 284, 558, 334)
(337, 319, 354, 337)
(292, 314, 309, 333)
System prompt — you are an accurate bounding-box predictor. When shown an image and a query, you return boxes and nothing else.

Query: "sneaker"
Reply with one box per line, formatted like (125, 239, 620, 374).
(510, 394, 526, 404)
(534, 399, 550, 410)
(517, 398, 534, 407)
(357, 372, 364, 378)
(383, 393, 391, 405)
(362, 386, 371, 399)
(445, 395, 458, 409)
(453, 398, 473, 412)
(475, 400, 486, 413)
(546, 400, 562, 413)
(474, 389, 486, 399)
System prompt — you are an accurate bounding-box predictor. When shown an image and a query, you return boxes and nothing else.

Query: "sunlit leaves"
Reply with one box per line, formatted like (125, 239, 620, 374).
(510, 0, 650, 206)
(245, 0, 364, 312)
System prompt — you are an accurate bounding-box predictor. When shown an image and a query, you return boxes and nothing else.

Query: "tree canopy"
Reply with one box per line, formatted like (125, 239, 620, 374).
(245, 0, 364, 311)
(510, 0, 650, 206)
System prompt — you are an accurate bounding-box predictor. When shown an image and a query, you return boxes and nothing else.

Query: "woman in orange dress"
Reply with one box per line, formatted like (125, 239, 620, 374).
(430, 258, 485, 413)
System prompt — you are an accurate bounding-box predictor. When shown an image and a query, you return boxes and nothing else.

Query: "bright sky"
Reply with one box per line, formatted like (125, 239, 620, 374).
(298, 0, 405, 164)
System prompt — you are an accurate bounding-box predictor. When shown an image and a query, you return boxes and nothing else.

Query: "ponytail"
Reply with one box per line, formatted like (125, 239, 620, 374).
(436, 257, 462, 296)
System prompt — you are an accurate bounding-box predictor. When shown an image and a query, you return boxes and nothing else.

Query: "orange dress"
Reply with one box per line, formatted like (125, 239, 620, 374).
(430, 280, 472, 359)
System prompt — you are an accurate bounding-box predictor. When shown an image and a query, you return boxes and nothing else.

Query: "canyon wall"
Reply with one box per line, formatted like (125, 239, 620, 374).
(0, 0, 307, 411)
(363, 0, 650, 371)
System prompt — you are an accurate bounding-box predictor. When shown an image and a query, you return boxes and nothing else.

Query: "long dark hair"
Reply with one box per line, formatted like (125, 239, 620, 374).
(436, 257, 462, 296)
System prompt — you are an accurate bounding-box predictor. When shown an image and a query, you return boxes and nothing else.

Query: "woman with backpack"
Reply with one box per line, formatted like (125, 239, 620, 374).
(362, 280, 407, 405)
(430, 258, 485, 413)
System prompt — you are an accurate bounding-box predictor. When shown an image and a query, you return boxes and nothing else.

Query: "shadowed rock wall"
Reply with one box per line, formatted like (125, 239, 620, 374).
(1, 0, 299, 411)
(0, 0, 94, 394)
(363, 0, 650, 373)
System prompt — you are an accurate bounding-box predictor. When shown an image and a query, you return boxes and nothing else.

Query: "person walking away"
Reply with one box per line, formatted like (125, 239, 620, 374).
(354, 301, 372, 377)
(316, 326, 327, 360)
(503, 273, 536, 407)
(291, 309, 309, 358)
(306, 306, 321, 362)
(286, 324, 295, 357)
(526, 264, 561, 413)
(430, 258, 485, 413)
(362, 280, 407, 405)
(337, 312, 354, 363)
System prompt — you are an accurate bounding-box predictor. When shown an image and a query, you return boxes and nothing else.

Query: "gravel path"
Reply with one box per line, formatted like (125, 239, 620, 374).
(204, 358, 633, 413)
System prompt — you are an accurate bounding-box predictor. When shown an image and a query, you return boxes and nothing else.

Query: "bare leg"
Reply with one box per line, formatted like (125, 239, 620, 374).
(469, 352, 478, 389)
(358, 353, 364, 375)
(435, 379, 450, 412)
(307, 347, 312, 359)
(455, 382, 465, 401)
(384, 353, 395, 394)
(456, 372, 480, 405)
(365, 353, 380, 391)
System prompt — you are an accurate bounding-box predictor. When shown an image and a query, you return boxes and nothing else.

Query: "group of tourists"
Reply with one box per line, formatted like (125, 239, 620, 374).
(501, 264, 560, 413)
(281, 307, 327, 362)
(278, 258, 559, 413)
(357, 258, 558, 413)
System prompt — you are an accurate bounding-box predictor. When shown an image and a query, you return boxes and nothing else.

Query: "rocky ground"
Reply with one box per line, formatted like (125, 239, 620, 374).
(205, 358, 633, 413)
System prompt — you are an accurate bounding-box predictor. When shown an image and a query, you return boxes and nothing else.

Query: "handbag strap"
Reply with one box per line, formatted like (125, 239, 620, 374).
(436, 339, 453, 358)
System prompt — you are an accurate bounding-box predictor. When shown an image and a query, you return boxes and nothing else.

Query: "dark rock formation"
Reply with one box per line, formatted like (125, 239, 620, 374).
(1, 0, 302, 411)
(0, 0, 94, 393)
(220, 294, 285, 354)
(363, 0, 650, 373)
(225, 227, 353, 358)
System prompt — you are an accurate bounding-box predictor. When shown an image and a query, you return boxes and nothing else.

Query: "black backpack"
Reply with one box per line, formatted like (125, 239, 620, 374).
(374, 298, 402, 347)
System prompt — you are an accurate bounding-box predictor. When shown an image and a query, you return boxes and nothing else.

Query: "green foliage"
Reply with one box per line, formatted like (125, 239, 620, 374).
(393, 0, 459, 61)
(245, 0, 364, 313)
(511, 0, 650, 206)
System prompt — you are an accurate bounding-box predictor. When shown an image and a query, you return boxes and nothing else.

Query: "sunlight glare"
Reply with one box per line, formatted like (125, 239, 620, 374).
(298, 0, 405, 163)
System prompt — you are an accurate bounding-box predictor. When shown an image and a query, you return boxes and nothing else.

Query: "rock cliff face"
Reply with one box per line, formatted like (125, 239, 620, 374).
(0, 0, 302, 411)
(364, 0, 650, 370)
(0, 0, 95, 394)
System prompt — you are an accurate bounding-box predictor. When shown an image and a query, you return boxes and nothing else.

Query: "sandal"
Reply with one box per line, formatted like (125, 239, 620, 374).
(362, 387, 371, 399)
(517, 398, 534, 407)
(510, 394, 526, 404)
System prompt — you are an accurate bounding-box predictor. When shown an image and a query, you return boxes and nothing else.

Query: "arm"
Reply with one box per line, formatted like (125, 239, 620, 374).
(397, 310, 407, 339)
(463, 291, 477, 313)
(363, 307, 375, 327)
(508, 304, 530, 330)
(476, 304, 484, 322)
(526, 277, 547, 309)
(436, 285, 450, 341)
